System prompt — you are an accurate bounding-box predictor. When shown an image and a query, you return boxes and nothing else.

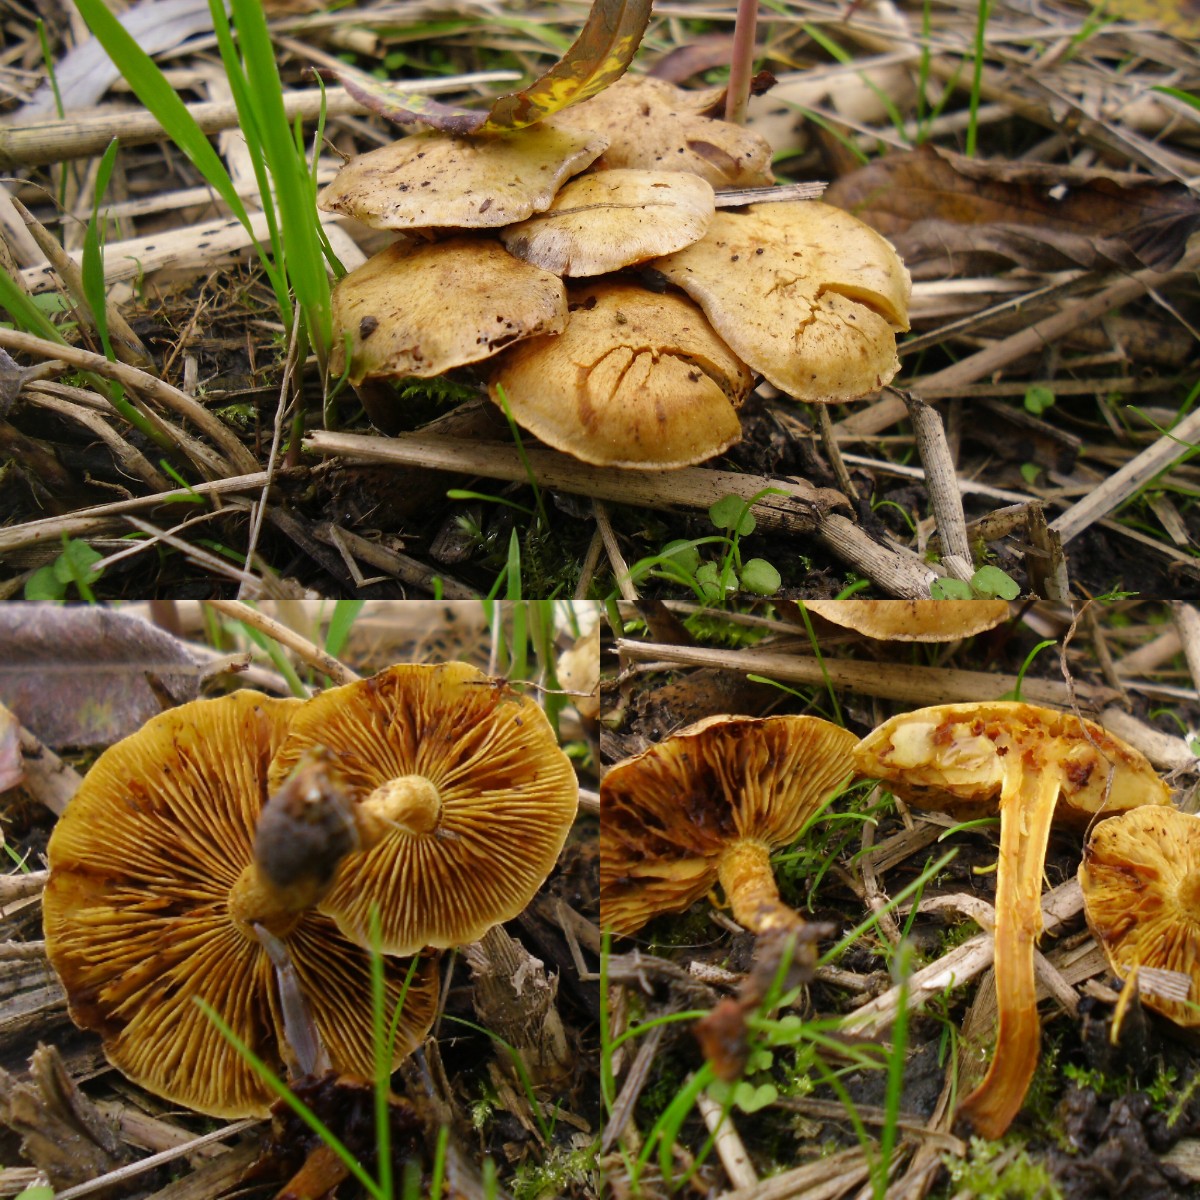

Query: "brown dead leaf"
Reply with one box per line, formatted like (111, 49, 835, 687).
(0, 606, 199, 749)
(824, 144, 1200, 279)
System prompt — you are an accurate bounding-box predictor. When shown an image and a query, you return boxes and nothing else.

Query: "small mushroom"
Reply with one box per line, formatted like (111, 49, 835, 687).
(330, 236, 567, 385)
(43, 691, 439, 1118)
(600, 715, 859, 935)
(489, 281, 752, 468)
(566, 75, 775, 188)
(500, 168, 715, 276)
(853, 701, 1170, 1138)
(317, 122, 608, 230)
(266, 662, 579, 956)
(802, 600, 1010, 642)
(1080, 805, 1200, 1027)
(654, 201, 912, 403)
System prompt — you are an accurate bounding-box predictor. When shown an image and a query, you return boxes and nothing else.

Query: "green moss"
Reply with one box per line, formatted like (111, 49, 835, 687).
(943, 1136, 1063, 1200)
(509, 1143, 598, 1200)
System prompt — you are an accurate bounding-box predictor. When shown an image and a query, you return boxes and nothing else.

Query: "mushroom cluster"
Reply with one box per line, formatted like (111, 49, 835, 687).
(319, 75, 912, 468)
(44, 662, 578, 1118)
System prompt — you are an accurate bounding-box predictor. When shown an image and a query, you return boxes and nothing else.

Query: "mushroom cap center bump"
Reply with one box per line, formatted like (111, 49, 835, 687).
(361, 774, 444, 838)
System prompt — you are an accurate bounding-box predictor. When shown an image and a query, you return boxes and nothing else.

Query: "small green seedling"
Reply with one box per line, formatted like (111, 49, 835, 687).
(1024, 385, 1056, 416)
(930, 564, 1020, 601)
(25, 536, 104, 602)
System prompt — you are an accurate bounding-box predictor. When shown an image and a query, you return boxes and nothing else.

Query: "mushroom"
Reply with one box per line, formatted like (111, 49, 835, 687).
(500, 168, 716, 276)
(802, 600, 1010, 642)
(1080, 805, 1200, 1028)
(316, 121, 608, 230)
(266, 662, 579, 956)
(43, 691, 439, 1118)
(853, 701, 1170, 1138)
(600, 714, 859, 936)
(489, 280, 752, 468)
(653, 201, 912, 403)
(329, 236, 567, 385)
(565, 75, 775, 188)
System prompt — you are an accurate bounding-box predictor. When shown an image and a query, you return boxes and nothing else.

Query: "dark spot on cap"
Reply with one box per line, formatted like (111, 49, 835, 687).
(359, 316, 379, 339)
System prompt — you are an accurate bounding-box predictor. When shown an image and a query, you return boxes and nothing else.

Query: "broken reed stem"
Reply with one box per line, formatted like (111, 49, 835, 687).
(900, 390, 974, 581)
(697, 1092, 758, 1190)
(814, 404, 857, 500)
(205, 600, 360, 686)
(0, 328, 258, 476)
(305, 431, 940, 598)
(594, 500, 638, 601)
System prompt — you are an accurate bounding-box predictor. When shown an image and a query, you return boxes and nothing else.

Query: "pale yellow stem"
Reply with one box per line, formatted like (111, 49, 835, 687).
(358, 775, 442, 845)
(959, 767, 1061, 1139)
(717, 840, 803, 935)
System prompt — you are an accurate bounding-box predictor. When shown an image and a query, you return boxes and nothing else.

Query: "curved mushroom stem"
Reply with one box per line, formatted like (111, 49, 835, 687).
(358, 775, 443, 844)
(959, 767, 1062, 1139)
(718, 840, 803, 934)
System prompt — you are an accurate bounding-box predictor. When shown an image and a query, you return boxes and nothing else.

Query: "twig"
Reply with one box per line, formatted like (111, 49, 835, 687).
(900, 391, 973, 581)
(595, 500, 638, 601)
(0, 327, 258, 476)
(1171, 603, 1200, 698)
(697, 1092, 758, 1190)
(205, 600, 360, 685)
(814, 404, 857, 500)
(1049, 405, 1200, 545)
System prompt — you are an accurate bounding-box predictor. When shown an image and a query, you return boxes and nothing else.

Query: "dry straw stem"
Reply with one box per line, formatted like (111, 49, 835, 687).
(847, 878, 1085, 1040)
(1171, 603, 1200, 695)
(0, 76, 517, 169)
(0, 470, 275, 556)
(0, 328, 258, 476)
(837, 248, 1200, 440)
(205, 599, 360, 685)
(311, 523, 478, 599)
(305, 431, 940, 598)
(696, 1091, 757, 1190)
(719, 1145, 871, 1200)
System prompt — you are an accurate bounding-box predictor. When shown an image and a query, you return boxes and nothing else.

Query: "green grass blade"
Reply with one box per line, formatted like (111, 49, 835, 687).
(324, 600, 365, 659)
(71, 0, 252, 230)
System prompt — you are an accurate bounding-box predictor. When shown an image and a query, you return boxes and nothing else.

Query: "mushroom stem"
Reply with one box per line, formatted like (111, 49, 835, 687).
(959, 767, 1062, 1139)
(359, 774, 443, 843)
(227, 863, 315, 938)
(718, 840, 803, 934)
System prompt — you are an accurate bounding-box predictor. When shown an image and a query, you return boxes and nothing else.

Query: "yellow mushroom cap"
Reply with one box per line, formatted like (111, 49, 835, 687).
(317, 123, 608, 230)
(43, 691, 439, 1118)
(490, 281, 752, 468)
(853, 701, 1170, 822)
(600, 714, 859, 935)
(501, 168, 716, 276)
(803, 600, 1010, 642)
(565, 75, 774, 188)
(654, 201, 911, 403)
(329, 236, 568, 385)
(1081, 805, 1200, 1027)
(267, 663, 579, 957)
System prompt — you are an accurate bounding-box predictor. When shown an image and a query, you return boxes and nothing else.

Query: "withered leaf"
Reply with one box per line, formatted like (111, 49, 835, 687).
(824, 144, 1200, 279)
(324, 0, 651, 134)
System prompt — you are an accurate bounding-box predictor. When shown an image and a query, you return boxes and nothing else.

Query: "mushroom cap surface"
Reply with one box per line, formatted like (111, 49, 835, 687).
(852, 701, 1170, 821)
(489, 281, 751, 468)
(803, 600, 1009, 642)
(501, 168, 715, 276)
(316, 123, 608, 229)
(330, 237, 567, 385)
(1081, 805, 1200, 1027)
(566, 75, 774, 188)
(43, 691, 439, 1118)
(600, 714, 859, 935)
(654, 201, 912, 403)
(267, 663, 579, 956)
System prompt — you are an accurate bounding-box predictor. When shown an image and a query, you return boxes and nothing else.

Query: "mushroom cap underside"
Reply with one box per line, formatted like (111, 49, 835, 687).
(853, 701, 1171, 820)
(43, 690, 438, 1118)
(653, 201, 911, 403)
(267, 662, 579, 956)
(600, 714, 860, 935)
(330, 236, 567, 384)
(317, 122, 609, 229)
(1081, 805, 1200, 1027)
(489, 281, 751, 468)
